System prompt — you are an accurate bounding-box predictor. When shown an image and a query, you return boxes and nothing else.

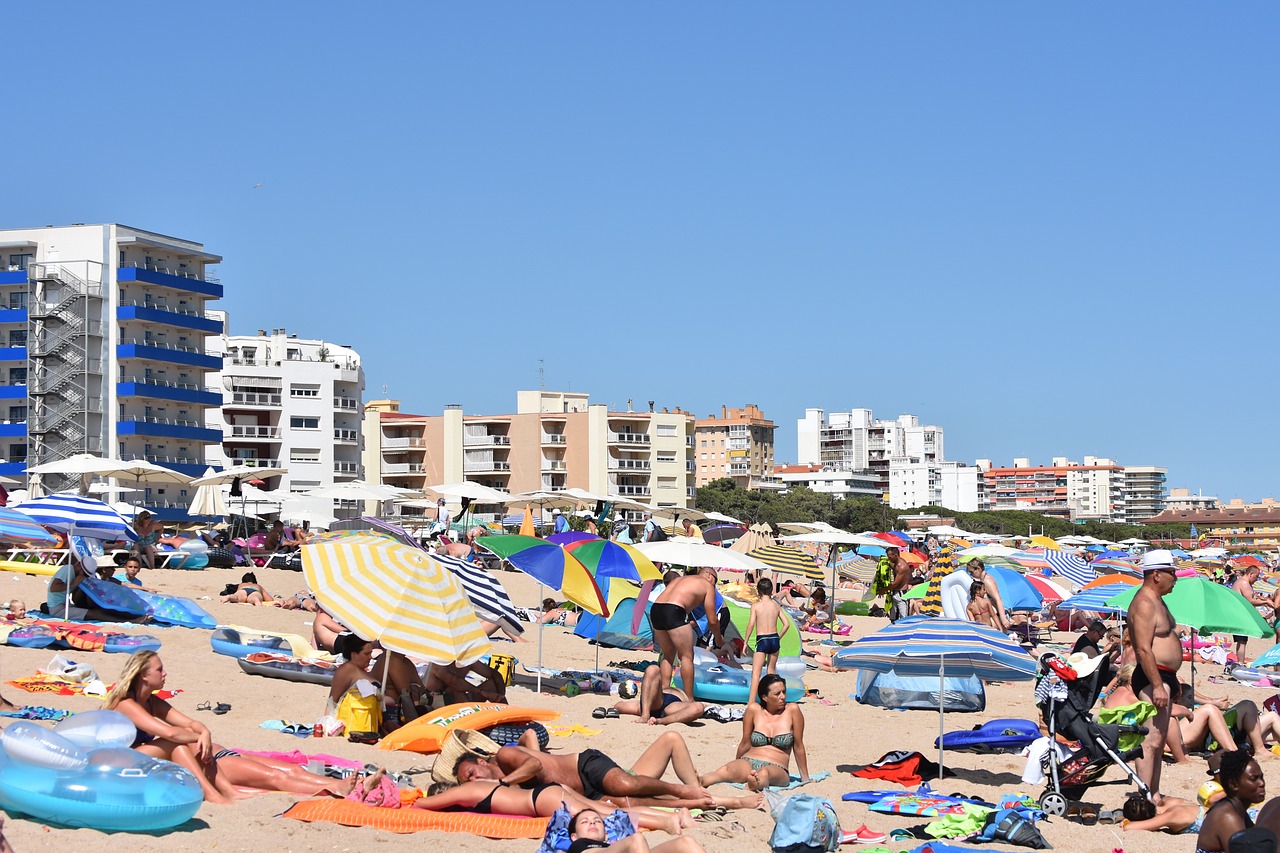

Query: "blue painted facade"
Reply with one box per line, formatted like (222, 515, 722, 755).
(0, 387, 24, 400)
(116, 305, 222, 334)
(0, 463, 24, 477)
(117, 267, 223, 298)
(0, 423, 25, 438)
(116, 343, 222, 370)
(0, 271, 27, 286)
(0, 309, 26, 324)
(117, 420, 222, 443)
(0, 347, 25, 362)
(116, 381, 222, 407)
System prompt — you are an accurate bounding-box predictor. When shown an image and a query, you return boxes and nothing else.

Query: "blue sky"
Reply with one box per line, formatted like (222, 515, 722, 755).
(8, 4, 1278, 500)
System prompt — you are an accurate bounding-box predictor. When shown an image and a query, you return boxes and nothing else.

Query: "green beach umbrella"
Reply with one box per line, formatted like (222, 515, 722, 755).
(903, 582, 929, 600)
(1105, 577, 1274, 638)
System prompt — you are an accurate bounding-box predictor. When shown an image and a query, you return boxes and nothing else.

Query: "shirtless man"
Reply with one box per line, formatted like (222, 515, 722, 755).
(966, 559, 1008, 633)
(651, 568, 722, 703)
(614, 664, 705, 726)
(1232, 567, 1269, 665)
(454, 731, 734, 809)
(1130, 549, 1182, 798)
(886, 547, 915, 623)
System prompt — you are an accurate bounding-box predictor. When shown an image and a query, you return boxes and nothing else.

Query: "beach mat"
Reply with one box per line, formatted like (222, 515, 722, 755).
(281, 798, 548, 837)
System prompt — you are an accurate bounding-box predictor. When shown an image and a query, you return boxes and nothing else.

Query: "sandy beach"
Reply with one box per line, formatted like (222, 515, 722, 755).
(0, 562, 1265, 853)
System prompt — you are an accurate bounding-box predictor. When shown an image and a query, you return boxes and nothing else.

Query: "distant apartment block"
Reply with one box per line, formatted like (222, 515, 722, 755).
(888, 458, 979, 511)
(1143, 500, 1280, 550)
(205, 328, 364, 521)
(363, 392, 696, 520)
(975, 457, 1166, 523)
(694, 404, 778, 489)
(773, 464, 881, 500)
(0, 223, 225, 517)
(1165, 488, 1220, 513)
(797, 408, 943, 491)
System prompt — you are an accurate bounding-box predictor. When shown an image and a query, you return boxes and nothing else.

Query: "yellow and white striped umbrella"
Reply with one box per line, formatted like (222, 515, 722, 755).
(302, 533, 491, 665)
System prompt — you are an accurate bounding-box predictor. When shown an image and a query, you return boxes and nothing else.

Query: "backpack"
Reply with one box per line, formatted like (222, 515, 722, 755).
(646, 521, 668, 542)
(974, 807, 1050, 849)
(769, 794, 841, 853)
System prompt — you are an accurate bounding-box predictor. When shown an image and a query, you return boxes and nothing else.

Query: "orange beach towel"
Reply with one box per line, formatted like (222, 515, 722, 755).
(281, 798, 548, 837)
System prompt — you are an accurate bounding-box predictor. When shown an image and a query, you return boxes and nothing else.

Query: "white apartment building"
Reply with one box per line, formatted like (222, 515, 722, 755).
(0, 224, 224, 519)
(887, 458, 979, 511)
(206, 328, 364, 523)
(798, 408, 945, 496)
(773, 464, 882, 500)
(976, 456, 1166, 523)
(1123, 466, 1169, 523)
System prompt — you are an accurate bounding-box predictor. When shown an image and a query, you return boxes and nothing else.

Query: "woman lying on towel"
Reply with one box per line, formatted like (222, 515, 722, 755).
(567, 807, 706, 853)
(696, 674, 810, 791)
(107, 650, 360, 804)
(411, 779, 694, 835)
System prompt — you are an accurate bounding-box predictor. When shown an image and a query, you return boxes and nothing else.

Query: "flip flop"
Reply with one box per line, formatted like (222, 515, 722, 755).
(213, 702, 232, 715)
(195, 701, 212, 712)
(1097, 809, 1119, 825)
(592, 707, 608, 719)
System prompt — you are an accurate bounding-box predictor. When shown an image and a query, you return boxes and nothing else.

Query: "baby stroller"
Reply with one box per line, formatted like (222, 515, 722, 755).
(1034, 652, 1151, 815)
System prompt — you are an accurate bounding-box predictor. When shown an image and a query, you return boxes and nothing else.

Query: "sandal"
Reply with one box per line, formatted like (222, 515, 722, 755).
(592, 707, 608, 719)
(195, 701, 212, 712)
(213, 702, 232, 715)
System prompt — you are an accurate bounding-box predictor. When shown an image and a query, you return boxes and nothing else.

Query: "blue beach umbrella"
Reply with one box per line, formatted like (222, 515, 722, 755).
(831, 617, 1037, 775)
(983, 565, 1044, 612)
(0, 506, 60, 547)
(13, 494, 137, 542)
(1056, 583, 1134, 616)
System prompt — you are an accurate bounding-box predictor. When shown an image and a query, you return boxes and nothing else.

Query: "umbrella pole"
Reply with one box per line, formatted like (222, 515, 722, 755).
(537, 583, 545, 695)
(938, 656, 946, 779)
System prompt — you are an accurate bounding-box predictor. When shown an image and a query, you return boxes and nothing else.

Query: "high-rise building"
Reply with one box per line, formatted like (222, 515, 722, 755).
(694, 404, 777, 489)
(888, 458, 979, 511)
(797, 408, 946, 499)
(0, 224, 224, 516)
(363, 392, 696, 521)
(205, 328, 364, 522)
(1122, 466, 1169, 523)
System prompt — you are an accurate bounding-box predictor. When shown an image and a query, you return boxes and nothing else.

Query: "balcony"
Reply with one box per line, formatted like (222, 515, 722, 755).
(229, 425, 282, 440)
(608, 459, 651, 471)
(463, 435, 511, 447)
(0, 422, 26, 438)
(334, 428, 358, 443)
(382, 462, 424, 475)
(117, 339, 221, 370)
(334, 397, 359, 411)
(541, 460, 567, 471)
(229, 391, 282, 408)
(117, 378, 222, 407)
(0, 346, 25, 362)
(542, 434, 567, 445)
(141, 456, 208, 477)
(727, 438, 749, 451)
(608, 432, 650, 445)
(234, 458, 281, 468)
(0, 308, 25, 324)
(118, 418, 222, 443)
(334, 462, 359, 475)
(615, 485, 651, 496)
(117, 303, 222, 334)
(464, 460, 511, 473)
(118, 264, 223, 298)
(382, 436, 426, 449)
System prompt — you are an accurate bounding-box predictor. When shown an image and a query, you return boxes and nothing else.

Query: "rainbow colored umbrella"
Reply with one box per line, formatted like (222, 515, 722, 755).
(477, 535, 608, 615)
(0, 506, 60, 547)
(563, 539, 661, 583)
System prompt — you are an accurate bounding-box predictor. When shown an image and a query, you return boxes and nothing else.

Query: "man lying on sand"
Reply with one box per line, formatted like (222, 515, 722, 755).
(612, 664, 704, 726)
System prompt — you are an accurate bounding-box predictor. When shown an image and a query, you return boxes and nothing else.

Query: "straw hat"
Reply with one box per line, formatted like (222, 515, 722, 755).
(431, 728, 504, 785)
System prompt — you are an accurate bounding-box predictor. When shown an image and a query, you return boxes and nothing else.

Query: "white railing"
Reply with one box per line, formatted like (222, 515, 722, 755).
(230, 392, 282, 407)
(382, 436, 426, 448)
(121, 375, 220, 393)
(119, 338, 207, 354)
(127, 415, 203, 428)
(334, 397, 359, 410)
(120, 300, 216, 321)
(608, 432, 650, 444)
(334, 462, 359, 474)
(463, 435, 511, 446)
(615, 485, 651, 496)
(334, 429, 358, 442)
(608, 459, 651, 470)
(382, 462, 424, 475)
(230, 425, 281, 439)
(542, 434, 567, 444)
(463, 460, 511, 472)
(237, 457, 281, 468)
(542, 460, 566, 471)
(144, 455, 200, 466)
(120, 261, 219, 284)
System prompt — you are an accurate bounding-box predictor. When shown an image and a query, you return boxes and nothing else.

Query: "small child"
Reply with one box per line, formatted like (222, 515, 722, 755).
(1, 599, 26, 620)
(745, 578, 789, 706)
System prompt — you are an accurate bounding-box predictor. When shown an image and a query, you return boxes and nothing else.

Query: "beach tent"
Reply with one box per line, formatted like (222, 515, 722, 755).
(855, 669, 985, 712)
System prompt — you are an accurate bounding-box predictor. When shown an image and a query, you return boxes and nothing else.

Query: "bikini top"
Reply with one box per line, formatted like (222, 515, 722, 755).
(750, 730, 795, 751)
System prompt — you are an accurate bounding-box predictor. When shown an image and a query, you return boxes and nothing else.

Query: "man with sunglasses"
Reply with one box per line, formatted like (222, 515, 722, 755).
(1130, 549, 1182, 799)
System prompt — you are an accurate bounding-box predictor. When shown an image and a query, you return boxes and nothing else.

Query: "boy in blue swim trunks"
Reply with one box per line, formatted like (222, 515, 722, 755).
(745, 578, 789, 707)
(613, 665, 705, 726)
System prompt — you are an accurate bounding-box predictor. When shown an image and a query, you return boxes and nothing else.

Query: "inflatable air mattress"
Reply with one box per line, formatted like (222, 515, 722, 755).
(935, 718, 1041, 753)
(238, 653, 337, 686)
(210, 627, 291, 659)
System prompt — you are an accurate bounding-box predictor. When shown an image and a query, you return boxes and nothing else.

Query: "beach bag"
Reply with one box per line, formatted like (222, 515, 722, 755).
(646, 522, 668, 542)
(769, 794, 841, 853)
(974, 807, 1049, 849)
(488, 653, 515, 686)
(1229, 827, 1277, 853)
(43, 654, 98, 684)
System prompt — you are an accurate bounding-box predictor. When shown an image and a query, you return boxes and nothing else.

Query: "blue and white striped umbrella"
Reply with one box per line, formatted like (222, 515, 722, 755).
(13, 494, 137, 541)
(832, 617, 1037, 776)
(1057, 582, 1133, 616)
(0, 507, 60, 547)
(1045, 550, 1098, 588)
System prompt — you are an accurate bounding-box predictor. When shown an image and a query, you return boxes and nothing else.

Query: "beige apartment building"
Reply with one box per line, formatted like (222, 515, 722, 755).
(363, 391, 696, 518)
(694, 404, 777, 488)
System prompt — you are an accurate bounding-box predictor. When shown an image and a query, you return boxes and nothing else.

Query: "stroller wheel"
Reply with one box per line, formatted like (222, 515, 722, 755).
(1039, 791, 1069, 817)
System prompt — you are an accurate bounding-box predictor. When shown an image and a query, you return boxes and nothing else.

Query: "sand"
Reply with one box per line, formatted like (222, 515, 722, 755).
(0, 561, 1269, 853)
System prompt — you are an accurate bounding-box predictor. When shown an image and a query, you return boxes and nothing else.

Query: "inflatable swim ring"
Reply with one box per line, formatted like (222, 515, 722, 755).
(0, 714, 203, 831)
(210, 627, 291, 659)
(1229, 664, 1277, 684)
(672, 662, 806, 704)
(205, 546, 236, 568)
(380, 703, 561, 754)
(238, 652, 337, 686)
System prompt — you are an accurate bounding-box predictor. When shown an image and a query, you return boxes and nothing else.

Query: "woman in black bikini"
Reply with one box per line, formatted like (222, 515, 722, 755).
(1195, 748, 1266, 853)
(412, 779, 693, 835)
(697, 674, 810, 791)
(567, 808, 706, 853)
(106, 650, 358, 804)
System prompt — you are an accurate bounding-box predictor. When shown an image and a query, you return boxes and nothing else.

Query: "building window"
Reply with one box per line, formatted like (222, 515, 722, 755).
(656, 424, 677, 437)
(657, 452, 676, 463)
(290, 416, 320, 430)
(8, 406, 26, 422)
(290, 448, 321, 463)
(290, 384, 320, 398)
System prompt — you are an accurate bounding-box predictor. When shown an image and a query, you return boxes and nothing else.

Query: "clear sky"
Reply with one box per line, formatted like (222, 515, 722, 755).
(7, 4, 1277, 500)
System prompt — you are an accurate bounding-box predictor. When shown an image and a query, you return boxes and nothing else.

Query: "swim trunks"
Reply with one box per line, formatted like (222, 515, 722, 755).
(755, 633, 781, 654)
(577, 749, 622, 800)
(650, 603, 690, 631)
(655, 692, 682, 719)
(1131, 665, 1179, 701)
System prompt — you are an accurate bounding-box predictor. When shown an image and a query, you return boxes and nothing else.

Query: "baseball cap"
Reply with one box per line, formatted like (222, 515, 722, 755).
(1140, 549, 1176, 573)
